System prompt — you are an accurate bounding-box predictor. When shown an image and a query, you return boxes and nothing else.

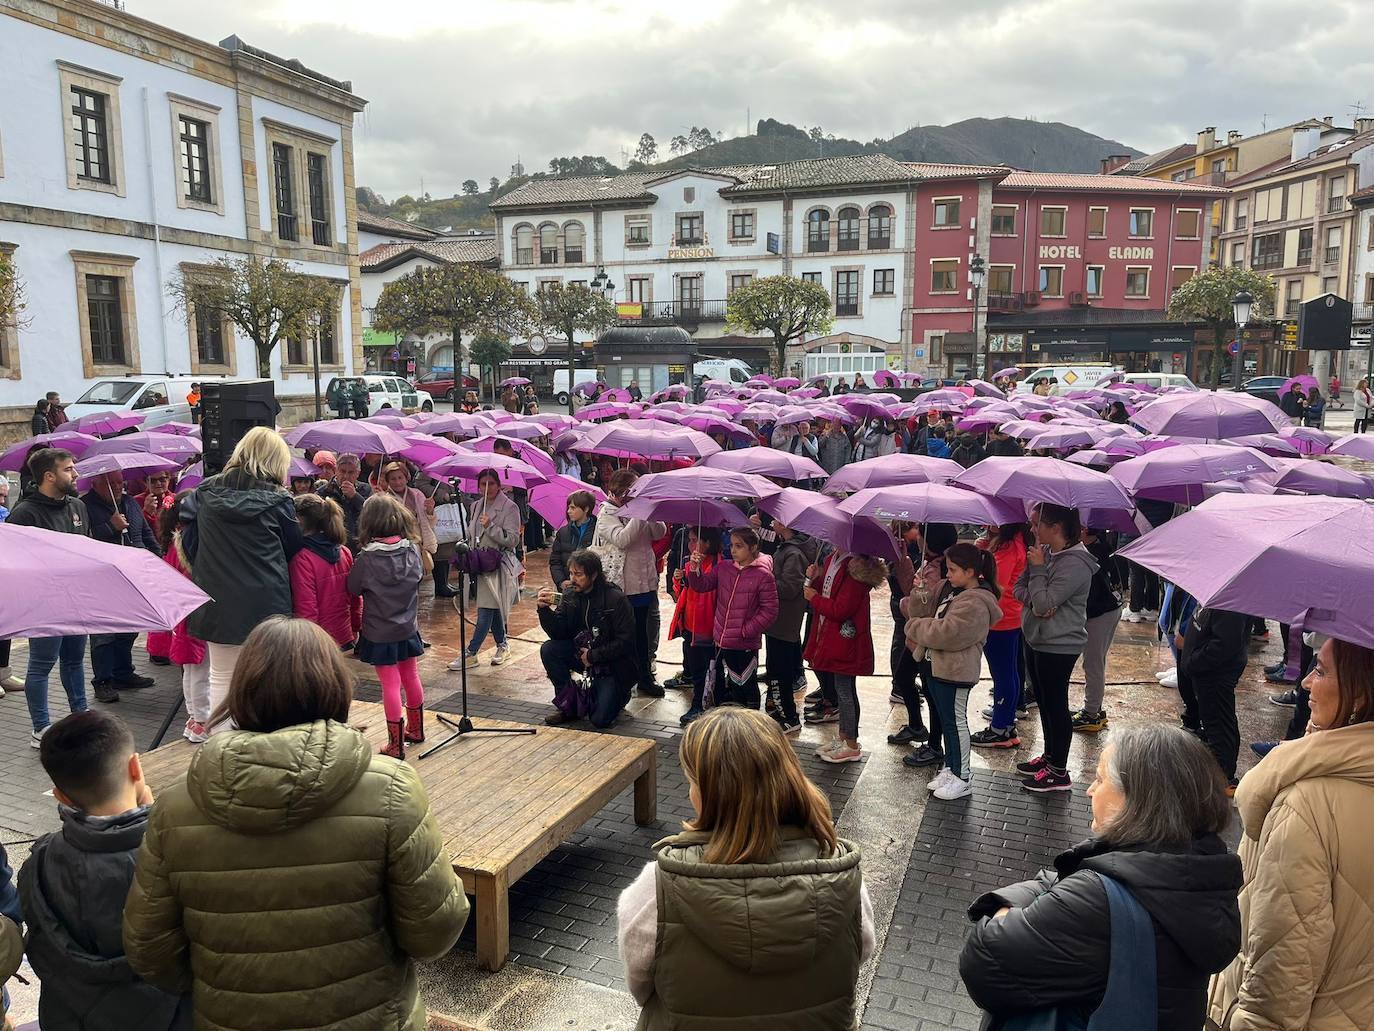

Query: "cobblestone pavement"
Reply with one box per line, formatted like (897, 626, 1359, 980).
(0, 548, 1299, 1029)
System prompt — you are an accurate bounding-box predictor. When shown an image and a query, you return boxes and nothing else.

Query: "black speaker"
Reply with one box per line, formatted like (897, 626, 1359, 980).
(1298, 294, 1354, 351)
(201, 379, 279, 475)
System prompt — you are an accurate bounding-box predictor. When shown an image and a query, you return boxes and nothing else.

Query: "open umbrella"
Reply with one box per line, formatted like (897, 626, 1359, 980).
(0, 431, 103, 471)
(424, 451, 547, 490)
(1327, 434, 1374, 461)
(573, 380, 606, 397)
(1278, 425, 1338, 456)
(0, 524, 211, 637)
(177, 461, 205, 489)
(837, 482, 1023, 526)
(774, 377, 801, 389)
(65, 411, 147, 437)
(681, 415, 758, 444)
(757, 487, 900, 562)
(630, 468, 781, 502)
(573, 422, 721, 461)
(870, 369, 901, 388)
(1102, 435, 1181, 457)
(527, 475, 606, 529)
(1066, 450, 1122, 470)
(75, 452, 181, 491)
(1093, 371, 1125, 387)
(834, 395, 893, 421)
(967, 379, 1007, 399)
(1118, 493, 1374, 649)
(574, 401, 638, 422)
(1262, 458, 1374, 499)
(1282, 374, 1318, 397)
(500, 377, 532, 388)
(822, 453, 964, 495)
(1108, 444, 1285, 505)
(462, 435, 557, 476)
(363, 413, 421, 431)
(1025, 426, 1105, 452)
(616, 496, 750, 528)
(84, 431, 202, 462)
(1228, 433, 1302, 457)
(284, 420, 411, 456)
(149, 422, 201, 437)
(991, 368, 1021, 381)
(649, 384, 691, 403)
(395, 432, 465, 468)
(701, 447, 826, 481)
(421, 412, 493, 438)
(952, 456, 1135, 510)
(1131, 391, 1288, 439)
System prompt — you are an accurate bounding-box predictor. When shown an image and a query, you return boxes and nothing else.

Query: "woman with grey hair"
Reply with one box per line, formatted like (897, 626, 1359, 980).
(960, 725, 1242, 1028)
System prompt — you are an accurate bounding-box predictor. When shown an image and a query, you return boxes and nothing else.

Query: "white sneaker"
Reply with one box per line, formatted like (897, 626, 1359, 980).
(490, 645, 511, 667)
(815, 739, 841, 759)
(1155, 668, 1176, 681)
(933, 773, 973, 800)
(1143, 609, 1160, 620)
(926, 768, 954, 793)
(447, 652, 477, 671)
(1158, 670, 1179, 689)
(1122, 610, 1143, 623)
(30, 726, 48, 750)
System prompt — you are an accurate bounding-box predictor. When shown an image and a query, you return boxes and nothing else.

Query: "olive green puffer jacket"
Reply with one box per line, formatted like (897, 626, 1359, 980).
(123, 719, 469, 1031)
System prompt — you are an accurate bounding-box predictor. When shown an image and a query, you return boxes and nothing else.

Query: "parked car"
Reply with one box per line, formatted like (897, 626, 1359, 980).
(1244, 375, 1288, 407)
(413, 370, 479, 402)
(63, 375, 203, 427)
(326, 375, 432, 416)
(1123, 373, 1199, 391)
(1016, 364, 1120, 395)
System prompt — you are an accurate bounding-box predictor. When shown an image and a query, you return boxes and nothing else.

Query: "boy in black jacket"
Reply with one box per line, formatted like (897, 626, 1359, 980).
(18, 710, 190, 1030)
(1177, 606, 1250, 786)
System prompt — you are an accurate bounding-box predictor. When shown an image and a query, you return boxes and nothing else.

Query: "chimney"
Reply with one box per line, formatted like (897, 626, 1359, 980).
(1356, 117, 1374, 136)
(1322, 115, 1334, 125)
(1227, 130, 1242, 144)
(1100, 154, 1133, 174)
(1197, 127, 1217, 153)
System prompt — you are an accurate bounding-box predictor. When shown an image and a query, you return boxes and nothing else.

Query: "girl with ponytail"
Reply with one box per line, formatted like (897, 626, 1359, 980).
(904, 542, 1004, 801)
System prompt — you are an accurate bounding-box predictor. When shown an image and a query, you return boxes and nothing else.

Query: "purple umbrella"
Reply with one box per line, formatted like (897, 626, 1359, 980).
(1109, 444, 1285, 505)
(1229, 433, 1302, 457)
(617, 496, 750, 528)
(1328, 434, 1374, 461)
(837, 482, 1023, 526)
(1131, 391, 1289, 439)
(526, 413, 577, 433)
(774, 377, 801, 389)
(0, 524, 211, 637)
(288, 457, 322, 481)
(1118, 493, 1374, 649)
(84, 431, 202, 462)
(702, 398, 749, 417)
(284, 420, 411, 456)
(1080, 507, 1154, 534)
(396, 432, 465, 467)
(1262, 459, 1374, 499)
(602, 388, 635, 403)
(870, 369, 901, 388)
(1102, 435, 1181, 457)
(177, 461, 205, 489)
(991, 368, 1021, 381)
(422, 412, 493, 439)
(773, 406, 820, 429)
(481, 420, 550, 441)
(65, 411, 147, 437)
(462, 435, 557, 476)
(1002, 418, 1059, 441)
(500, 377, 532, 388)
(967, 379, 1008, 399)
(757, 487, 900, 562)
(149, 422, 200, 437)
(424, 451, 548, 489)
(1203, 478, 1281, 499)
(1094, 371, 1125, 387)
(701, 447, 827, 481)
(822, 453, 964, 495)
(952, 456, 1135, 510)
(75, 452, 181, 491)
(1278, 426, 1338, 456)
(0, 431, 103, 471)
(573, 422, 721, 461)
(649, 384, 691, 402)
(1025, 427, 1105, 452)
(573, 380, 606, 397)
(791, 387, 824, 399)
(528, 475, 606, 529)
(364, 413, 422, 430)
(749, 389, 791, 406)
(630, 468, 781, 502)
(744, 376, 775, 388)
(681, 415, 758, 444)
(575, 401, 638, 422)
(1282, 374, 1318, 397)
(835, 395, 893, 421)
(1066, 450, 1122, 470)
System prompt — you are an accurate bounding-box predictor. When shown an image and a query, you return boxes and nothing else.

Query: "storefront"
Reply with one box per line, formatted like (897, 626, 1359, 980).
(987, 312, 1204, 379)
(594, 327, 696, 393)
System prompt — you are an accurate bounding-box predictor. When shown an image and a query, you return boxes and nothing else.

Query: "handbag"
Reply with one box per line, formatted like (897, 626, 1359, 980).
(589, 517, 626, 589)
(994, 874, 1156, 1031)
(434, 502, 468, 545)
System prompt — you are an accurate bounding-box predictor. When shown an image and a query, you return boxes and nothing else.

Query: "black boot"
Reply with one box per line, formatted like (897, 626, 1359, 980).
(93, 680, 120, 703)
(433, 563, 458, 598)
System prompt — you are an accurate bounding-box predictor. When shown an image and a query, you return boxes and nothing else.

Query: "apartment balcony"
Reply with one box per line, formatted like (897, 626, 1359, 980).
(619, 299, 727, 326)
(1353, 303, 1373, 325)
(986, 291, 1026, 314)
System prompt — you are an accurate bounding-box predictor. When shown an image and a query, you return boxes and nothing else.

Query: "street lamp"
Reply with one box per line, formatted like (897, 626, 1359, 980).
(573, 267, 617, 414)
(969, 255, 987, 378)
(1230, 289, 1253, 391)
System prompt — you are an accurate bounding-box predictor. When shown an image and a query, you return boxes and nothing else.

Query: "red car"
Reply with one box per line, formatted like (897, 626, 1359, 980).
(412, 371, 479, 401)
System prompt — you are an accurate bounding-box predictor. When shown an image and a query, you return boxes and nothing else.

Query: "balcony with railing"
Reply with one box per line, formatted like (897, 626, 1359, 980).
(1353, 303, 1373, 324)
(1324, 246, 1341, 265)
(619, 299, 727, 326)
(987, 291, 1026, 313)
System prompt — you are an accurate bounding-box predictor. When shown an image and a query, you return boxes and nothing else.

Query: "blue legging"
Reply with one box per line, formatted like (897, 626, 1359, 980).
(984, 628, 1024, 731)
(468, 607, 506, 654)
(927, 676, 973, 781)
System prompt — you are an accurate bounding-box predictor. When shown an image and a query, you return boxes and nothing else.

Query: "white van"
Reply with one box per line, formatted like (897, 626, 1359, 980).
(1016, 365, 1120, 395)
(1123, 373, 1199, 391)
(693, 357, 753, 385)
(553, 368, 601, 407)
(63, 375, 203, 427)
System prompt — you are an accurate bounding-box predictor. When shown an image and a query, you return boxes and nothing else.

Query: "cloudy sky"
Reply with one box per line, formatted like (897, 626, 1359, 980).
(136, 0, 1372, 200)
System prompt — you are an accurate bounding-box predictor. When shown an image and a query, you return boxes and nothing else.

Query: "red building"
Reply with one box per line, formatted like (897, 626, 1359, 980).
(908, 169, 1228, 378)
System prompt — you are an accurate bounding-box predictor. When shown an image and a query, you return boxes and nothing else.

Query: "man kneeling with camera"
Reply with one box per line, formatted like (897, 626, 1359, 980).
(538, 548, 637, 728)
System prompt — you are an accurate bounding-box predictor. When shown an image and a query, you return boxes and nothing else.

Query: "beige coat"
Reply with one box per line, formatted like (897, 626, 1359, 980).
(593, 502, 666, 597)
(1208, 723, 1374, 1030)
(904, 584, 1002, 684)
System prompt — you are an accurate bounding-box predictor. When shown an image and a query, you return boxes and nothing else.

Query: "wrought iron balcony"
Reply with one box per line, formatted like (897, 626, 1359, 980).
(986, 291, 1026, 313)
(619, 299, 728, 326)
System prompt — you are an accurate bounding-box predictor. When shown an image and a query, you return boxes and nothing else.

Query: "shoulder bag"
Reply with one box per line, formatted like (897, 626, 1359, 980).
(589, 515, 626, 589)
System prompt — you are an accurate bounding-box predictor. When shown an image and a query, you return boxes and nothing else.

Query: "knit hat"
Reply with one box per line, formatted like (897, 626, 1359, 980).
(313, 450, 337, 470)
(923, 523, 958, 556)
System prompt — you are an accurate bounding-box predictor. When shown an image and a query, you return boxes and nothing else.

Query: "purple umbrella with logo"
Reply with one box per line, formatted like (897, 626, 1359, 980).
(822, 453, 964, 495)
(284, 420, 411, 456)
(617, 496, 751, 528)
(757, 487, 900, 562)
(1109, 444, 1285, 505)
(952, 456, 1135, 510)
(837, 482, 1024, 526)
(1262, 458, 1374, 499)
(528, 474, 607, 529)
(0, 431, 103, 472)
(1131, 391, 1289, 439)
(65, 411, 147, 437)
(839, 394, 898, 421)
(0, 524, 211, 637)
(1118, 493, 1374, 649)
(701, 447, 826, 481)
(84, 431, 202, 462)
(75, 452, 181, 491)
(1229, 433, 1302, 457)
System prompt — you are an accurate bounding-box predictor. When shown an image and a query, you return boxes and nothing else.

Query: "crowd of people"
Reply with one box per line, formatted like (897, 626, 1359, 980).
(1, 366, 1372, 1031)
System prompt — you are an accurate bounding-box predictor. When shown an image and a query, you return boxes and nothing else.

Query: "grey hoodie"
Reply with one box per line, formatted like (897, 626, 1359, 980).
(1013, 542, 1097, 654)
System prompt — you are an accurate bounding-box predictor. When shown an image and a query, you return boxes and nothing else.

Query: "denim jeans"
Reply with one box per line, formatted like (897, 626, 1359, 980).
(25, 635, 89, 733)
(927, 675, 973, 781)
(90, 632, 137, 684)
(540, 638, 626, 727)
(468, 607, 506, 653)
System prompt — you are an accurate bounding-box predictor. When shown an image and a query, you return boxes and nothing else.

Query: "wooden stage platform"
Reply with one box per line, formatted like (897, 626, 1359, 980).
(140, 700, 658, 972)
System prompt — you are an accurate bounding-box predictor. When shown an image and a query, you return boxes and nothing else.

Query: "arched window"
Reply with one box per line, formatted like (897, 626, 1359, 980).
(836, 206, 860, 251)
(563, 221, 585, 264)
(539, 223, 559, 264)
(513, 224, 534, 265)
(868, 205, 892, 249)
(806, 208, 830, 253)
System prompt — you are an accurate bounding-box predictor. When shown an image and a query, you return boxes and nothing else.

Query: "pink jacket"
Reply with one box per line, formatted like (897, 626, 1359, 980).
(290, 543, 362, 647)
(687, 554, 779, 651)
(164, 539, 206, 666)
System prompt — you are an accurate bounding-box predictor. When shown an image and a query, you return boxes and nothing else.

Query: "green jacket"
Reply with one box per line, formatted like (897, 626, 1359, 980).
(122, 720, 469, 1031)
(638, 827, 864, 1031)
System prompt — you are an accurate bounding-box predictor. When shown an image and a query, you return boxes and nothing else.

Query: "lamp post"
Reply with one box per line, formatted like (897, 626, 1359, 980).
(1230, 289, 1253, 391)
(582, 267, 616, 414)
(969, 254, 987, 378)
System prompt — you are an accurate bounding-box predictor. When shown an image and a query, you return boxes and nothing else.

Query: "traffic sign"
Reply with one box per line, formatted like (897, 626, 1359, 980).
(1228, 341, 1239, 355)
(390, 348, 401, 360)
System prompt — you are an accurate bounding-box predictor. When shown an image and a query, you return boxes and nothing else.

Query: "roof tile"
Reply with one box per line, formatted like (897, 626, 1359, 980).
(998, 171, 1227, 195)
(359, 238, 497, 271)
(356, 210, 439, 240)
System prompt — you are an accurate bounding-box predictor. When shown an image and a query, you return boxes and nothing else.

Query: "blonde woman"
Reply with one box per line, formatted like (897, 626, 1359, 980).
(616, 708, 874, 1028)
(182, 426, 303, 723)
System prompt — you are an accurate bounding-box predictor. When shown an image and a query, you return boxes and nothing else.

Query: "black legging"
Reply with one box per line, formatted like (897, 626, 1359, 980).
(891, 625, 925, 730)
(1026, 648, 1081, 770)
(632, 604, 653, 689)
(765, 636, 802, 723)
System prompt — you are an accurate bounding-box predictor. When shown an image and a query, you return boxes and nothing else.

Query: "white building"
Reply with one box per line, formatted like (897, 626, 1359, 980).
(1353, 184, 1374, 373)
(490, 154, 922, 386)
(0, 0, 366, 437)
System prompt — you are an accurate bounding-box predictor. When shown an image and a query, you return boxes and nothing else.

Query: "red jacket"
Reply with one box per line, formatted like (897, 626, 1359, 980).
(163, 539, 206, 666)
(687, 555, 778, 651)
(988, 537, 1027, 632)
(290, 541, 362, 647)
(804, 553, 883, 676)
(669, 556, 718, 643)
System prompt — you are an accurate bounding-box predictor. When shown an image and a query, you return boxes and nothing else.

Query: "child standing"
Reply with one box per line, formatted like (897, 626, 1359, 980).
(291, 494, 362, 651)
(347, 494, 425, 760)
(668, 527, 720, 727)
(159, 493, 211, 743)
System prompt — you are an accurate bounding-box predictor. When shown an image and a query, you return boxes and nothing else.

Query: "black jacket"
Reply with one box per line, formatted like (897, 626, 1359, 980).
(318, 478, 372, 546)
(182, 469, 304, 645)
(33, 412, 51, 436)
(538, 578, 637, 689)
(1279, 390, 1304, 418)
(1181, 606, 1249, 683)
(1083, 535, 1122, 619)
(961, 835, 1242, 1030)
(19, 806, 190, 1030)
(6, 490, 92, 536)
(985, 436, 1024, 459)
(81, 491, 160, 555)
(549, 517, 596, 589)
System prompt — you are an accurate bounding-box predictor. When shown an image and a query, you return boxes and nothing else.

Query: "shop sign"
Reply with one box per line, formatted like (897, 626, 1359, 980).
(667, 246, 714, 259)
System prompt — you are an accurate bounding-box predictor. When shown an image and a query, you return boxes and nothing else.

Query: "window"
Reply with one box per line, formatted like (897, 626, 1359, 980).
(511, 281, 529, 294)
(1233, 197, 1248, 230)
(806, 209, 830, 252)
(1087, 206, 1107, 238)
(1285, 280, 1303, 316)
(991, 205, 1017, 236)
(868, 205, 892, 248)
(1038, 266, 1064, 297)
(801, 271, 821, 283)
(1328, 175, 1346, 213)
(194, 304, 225, 365)
(285, 330, 305, 366)
(932, 197, 961, 228)
(1231, 241, 1245, 267)
(1175, 209, 1201, 240)
(930, 259, 959, 294)
(1171, 169, 1190, 182)
(307, 153, 330, 246)
(1325, 226, 1342, 264)
(928, 334, 944, 363)
(568, 280, 586, 288)
(73, 252, 138, 375)
(71, 88, 111, 184)
(1170, 266, 1194, 293)
(1323, 276, 1338, 295)
(514, 224, 534, 264)
(1254, 186, 1283, 224)
(1252, 232, 1283, 270)
(539, 224, 559, 264)
(873, 269, 895, 295)
(1128, 208, 1154, 238)
(1124, 267, 1150, 298)
(0, 244, 18, 376)
(1286, 179, 1316, 220)
(316, 303, 338, 366)
(987, 265, 1013, 295)
(1365, 274, 1374, 303)
(1040, 207, 1067, 237)
(835, 270, 860, 315)
(729, 210, 755, 241)
(727, 272, 754, 296)
(836, 206, 860, 251)
(625, 217, 650, 246)
(1297, 228, 1314, 265)
(178, 116, 211, 203)
(1212, 157, 1228, 173)
(676, 213, 703, 245)
(59, 64, 125, 195)
(87, 275, 125, 363)
(626, 277, 649, 303)
(271, 143, 297, 241)
(563, 222, 584, 263)
(677, 275, 703, 312)
(1086, 265, 1104, 297)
